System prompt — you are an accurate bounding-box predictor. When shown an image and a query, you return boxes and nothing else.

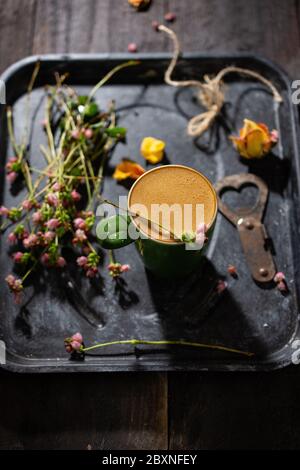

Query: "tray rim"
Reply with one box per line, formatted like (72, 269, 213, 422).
(1, 52, 300, 373)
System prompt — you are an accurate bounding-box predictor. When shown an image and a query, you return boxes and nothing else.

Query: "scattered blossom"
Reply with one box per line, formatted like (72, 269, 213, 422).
(5, 274, 23, 303)
(140, 136, 165, 164)
(71, 189, 81, 202)
(46, 218, 60, 230)
(64, 332, 84, 354)
(113, 159, 145, 181)
(227, 264, 238, 277)
(230, 119, 278, 159)
(84, 128, 93, 139)
(108, 262, 131, 278)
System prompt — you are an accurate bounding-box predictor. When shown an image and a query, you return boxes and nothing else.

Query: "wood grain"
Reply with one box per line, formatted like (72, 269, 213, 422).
(169, 367, 300, 450)
(1, 0, 300, 76)
(0, 0, 300, 451)
(0, 372, 168, 450)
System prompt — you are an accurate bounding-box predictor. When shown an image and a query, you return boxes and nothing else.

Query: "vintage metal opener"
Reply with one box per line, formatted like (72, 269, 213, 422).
(215, 173, 276, 283)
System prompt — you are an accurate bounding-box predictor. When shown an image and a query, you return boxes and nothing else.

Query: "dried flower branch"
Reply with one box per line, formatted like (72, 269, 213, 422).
(2, 61, 138, 302)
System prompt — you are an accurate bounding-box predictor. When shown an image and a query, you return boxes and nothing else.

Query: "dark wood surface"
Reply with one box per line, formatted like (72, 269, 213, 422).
(1, 0, 300, 450)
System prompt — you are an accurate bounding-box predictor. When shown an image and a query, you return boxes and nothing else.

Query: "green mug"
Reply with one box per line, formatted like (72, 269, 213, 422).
(96, 165, 218, 279)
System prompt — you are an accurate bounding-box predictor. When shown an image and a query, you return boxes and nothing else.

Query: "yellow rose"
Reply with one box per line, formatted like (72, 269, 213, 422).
(140, 137, 166, 164)
(113, 159, 145, 182)
(230, 119, 278, 159)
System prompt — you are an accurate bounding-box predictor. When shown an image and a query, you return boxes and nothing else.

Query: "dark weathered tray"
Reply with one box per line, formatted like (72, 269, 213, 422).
(0, 53, 300, 372)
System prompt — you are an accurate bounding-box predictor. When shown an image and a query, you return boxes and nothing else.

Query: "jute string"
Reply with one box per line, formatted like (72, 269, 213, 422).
(159, 25, 283, 137)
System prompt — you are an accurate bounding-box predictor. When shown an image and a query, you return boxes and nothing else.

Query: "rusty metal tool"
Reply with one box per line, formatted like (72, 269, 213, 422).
(215, 173, 276, 283)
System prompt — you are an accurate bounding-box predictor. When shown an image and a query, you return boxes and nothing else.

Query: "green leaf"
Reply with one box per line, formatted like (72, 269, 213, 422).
(104, 127, 127, 138)
(78, 95, 89, 106)
(83, 102, 99, 118)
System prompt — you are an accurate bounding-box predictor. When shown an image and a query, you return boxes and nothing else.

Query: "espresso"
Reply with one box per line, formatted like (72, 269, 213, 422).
(128, 165, 217, 243)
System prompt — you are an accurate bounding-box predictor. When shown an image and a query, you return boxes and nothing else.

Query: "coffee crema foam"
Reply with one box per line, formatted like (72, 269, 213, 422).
(128, 165, 217, 243)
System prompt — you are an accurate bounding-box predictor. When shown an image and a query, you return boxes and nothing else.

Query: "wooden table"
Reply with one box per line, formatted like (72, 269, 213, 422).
(1, 0, 300, 450)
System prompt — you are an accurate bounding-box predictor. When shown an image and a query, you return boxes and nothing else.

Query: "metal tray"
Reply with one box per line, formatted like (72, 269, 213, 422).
(0, 53, 300, 372)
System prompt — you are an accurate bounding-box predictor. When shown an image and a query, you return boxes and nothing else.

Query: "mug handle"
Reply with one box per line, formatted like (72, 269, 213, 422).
(96, 214, 135, 249)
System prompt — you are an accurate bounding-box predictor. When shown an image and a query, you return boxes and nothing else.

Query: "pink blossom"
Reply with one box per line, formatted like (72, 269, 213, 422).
(5, 274, 16, 287)
(86, 267, 98, 278)
(70, 340, 82, 351)
(73, 217, 86, 230)
(72, 332, 83, 343)
(277, 281, 288, 293)
(23, 233, 38, 249)
(215, 280, 228, 294)
(270, 129, 279, 143)
(44, 231, 55, 243)
(40, 253, 50, 265)
(196, 223, 207, 234)
(107, 262, 124, 278)
(274, 271, 285, 283)
(121, 264, 131, 272)
(196, 233, 207, 247)
(7, 232, 17, 244)
(52, 182, 62, 192)
(46, 193, 59, 207)
(164, 11, 176, 22)
(21, 230, 29, 240)
(64, 332, 84, 354)
(32, 211, 43, 224)
(75, 229, 87, 242)
(71, 190, 81, 202)
(77, 256, 88, 267)
(84, 128, 93, 139)
(56, 256, 66, 268)
(46, 218, 60, 230)
(22, 200, 33, 211)
(12, 252, 24, 263)
(0, 206, 9, 216)
(71, 128, 81, 139)
(41, 119, 48, 128)
(6, 157, 17, 171)
(5, 275, 23, 299)
(195, 223, 208, 247)
(152, 20, 160, 31)
(128, 42, 138, 53)
(6, 171, 18, 184)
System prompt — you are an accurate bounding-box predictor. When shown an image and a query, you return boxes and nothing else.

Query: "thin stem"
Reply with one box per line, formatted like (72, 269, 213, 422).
(7, 108, 20, 156)
(88, 61, 139, 102)
(108, 249, 115, 264)
(22, 257, 39, 283)
(82, 339, 254, 357)
(45, 96, 56, 160)
(79, 149, 92, 204)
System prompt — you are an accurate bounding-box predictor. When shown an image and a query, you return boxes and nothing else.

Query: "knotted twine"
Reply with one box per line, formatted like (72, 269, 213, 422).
(158, 25, 283, 137)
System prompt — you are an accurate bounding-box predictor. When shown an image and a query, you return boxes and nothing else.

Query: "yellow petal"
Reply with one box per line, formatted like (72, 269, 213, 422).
(113, 159, 145, 181)
(140, 137, 165, 164)
(240, 119, 260, 138)
(231, 119, 278, 159)
(245, 129, 266, 158)
(230, 136, 249, 159)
